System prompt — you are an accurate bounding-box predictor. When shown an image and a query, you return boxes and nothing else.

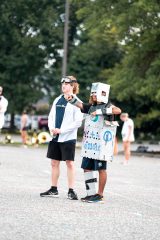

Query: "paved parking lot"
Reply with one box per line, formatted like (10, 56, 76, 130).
(0, 145, 160, 240)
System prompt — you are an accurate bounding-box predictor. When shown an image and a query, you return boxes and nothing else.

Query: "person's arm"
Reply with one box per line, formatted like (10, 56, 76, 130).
(64, 94, 92, 116)
(64, 94, 83, 110)
(91, 104, 121, 116)
(48, 99, 57, 136)
(111, 105, 121, 115)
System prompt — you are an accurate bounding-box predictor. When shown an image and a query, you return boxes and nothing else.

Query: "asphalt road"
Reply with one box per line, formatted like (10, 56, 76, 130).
(0, 145, 160, 240)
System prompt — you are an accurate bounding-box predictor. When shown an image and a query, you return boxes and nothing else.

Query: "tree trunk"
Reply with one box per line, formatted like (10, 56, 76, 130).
(10, 113, 15, 130)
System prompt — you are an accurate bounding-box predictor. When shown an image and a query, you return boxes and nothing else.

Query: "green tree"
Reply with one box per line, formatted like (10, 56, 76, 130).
(68, 1, 122, 101)
(73, 0, 160, 137)
(0, 0, 65, 127)
(68, 36, 122, 101)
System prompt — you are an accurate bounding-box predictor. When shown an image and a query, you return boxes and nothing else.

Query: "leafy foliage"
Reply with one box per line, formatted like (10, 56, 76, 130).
(0, 0, 159, 136)
(0, 0, 64, 114)
(72, 0, 160, 137)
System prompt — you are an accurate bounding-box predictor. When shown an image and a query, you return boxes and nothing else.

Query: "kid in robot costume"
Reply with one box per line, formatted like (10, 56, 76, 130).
(65, 82, 121, 203)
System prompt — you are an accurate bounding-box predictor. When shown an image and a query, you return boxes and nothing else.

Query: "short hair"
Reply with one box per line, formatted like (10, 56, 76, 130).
(120, 113, 129, 117)
(66, 75, 79, 94)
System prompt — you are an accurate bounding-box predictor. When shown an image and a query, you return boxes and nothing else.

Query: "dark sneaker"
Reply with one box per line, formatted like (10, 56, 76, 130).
(40, 187, 59, 198)
(68, 190, 78, 200)
(87, 194, 104, 203)
(81, 195, 93, 202)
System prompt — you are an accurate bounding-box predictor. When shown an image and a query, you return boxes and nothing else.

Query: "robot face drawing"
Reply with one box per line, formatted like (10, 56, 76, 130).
(90, 82, 110, 104)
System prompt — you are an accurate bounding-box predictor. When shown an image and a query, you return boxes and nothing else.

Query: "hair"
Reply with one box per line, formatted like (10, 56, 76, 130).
(120, 113, 129, 117)
(89, 96, 96, 104)
(66, 75, 79, 94)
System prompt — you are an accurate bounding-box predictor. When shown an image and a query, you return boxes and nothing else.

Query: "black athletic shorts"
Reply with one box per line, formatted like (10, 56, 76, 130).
(81, 157, 107, 171)
(47, 141, 76, 161)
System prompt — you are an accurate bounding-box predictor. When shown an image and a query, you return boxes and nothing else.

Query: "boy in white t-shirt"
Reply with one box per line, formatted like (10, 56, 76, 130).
(120, 113, 135, 164)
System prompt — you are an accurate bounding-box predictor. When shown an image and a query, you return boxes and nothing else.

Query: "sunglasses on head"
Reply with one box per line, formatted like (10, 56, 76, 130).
(61, 77, 77, 84)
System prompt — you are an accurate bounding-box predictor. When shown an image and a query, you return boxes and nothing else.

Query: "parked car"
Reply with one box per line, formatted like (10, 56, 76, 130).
(38, 116, 48, 131)
(30, 116, 39, 130)
(3, 114, 48, 131)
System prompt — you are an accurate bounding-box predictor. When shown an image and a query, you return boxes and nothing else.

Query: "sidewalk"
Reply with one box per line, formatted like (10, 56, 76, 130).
(1, 133, 160, 154)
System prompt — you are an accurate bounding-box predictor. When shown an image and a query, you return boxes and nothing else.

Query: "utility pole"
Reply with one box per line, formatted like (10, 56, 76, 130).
(62, 0, 70, 76)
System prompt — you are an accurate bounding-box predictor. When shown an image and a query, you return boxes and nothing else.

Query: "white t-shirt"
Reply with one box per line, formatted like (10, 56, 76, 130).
(0, 96, 8, 129)
(121, 118, 135, 142)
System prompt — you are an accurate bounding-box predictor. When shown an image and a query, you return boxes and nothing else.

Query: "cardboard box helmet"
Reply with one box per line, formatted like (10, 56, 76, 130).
(90, 82, 110, 104)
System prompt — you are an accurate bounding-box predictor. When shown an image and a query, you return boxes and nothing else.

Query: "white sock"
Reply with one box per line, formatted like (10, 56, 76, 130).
(84, 171, 97, 196)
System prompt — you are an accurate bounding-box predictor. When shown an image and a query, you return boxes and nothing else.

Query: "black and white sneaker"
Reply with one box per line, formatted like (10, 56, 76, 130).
(81, 195, 93, 202)
(87, 194, 104, 203)
(40, 187, 59, 198)
(68, 190, 78, 200)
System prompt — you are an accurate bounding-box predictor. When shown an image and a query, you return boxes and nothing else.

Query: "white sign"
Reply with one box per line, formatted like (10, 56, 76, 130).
(81, 115, 117, 161)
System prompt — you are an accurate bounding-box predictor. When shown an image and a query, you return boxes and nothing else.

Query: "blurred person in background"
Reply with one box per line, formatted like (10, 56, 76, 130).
(120, 113, 135, 165)
(0, 86, 8, 131)
(20, 110, 29, 147)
